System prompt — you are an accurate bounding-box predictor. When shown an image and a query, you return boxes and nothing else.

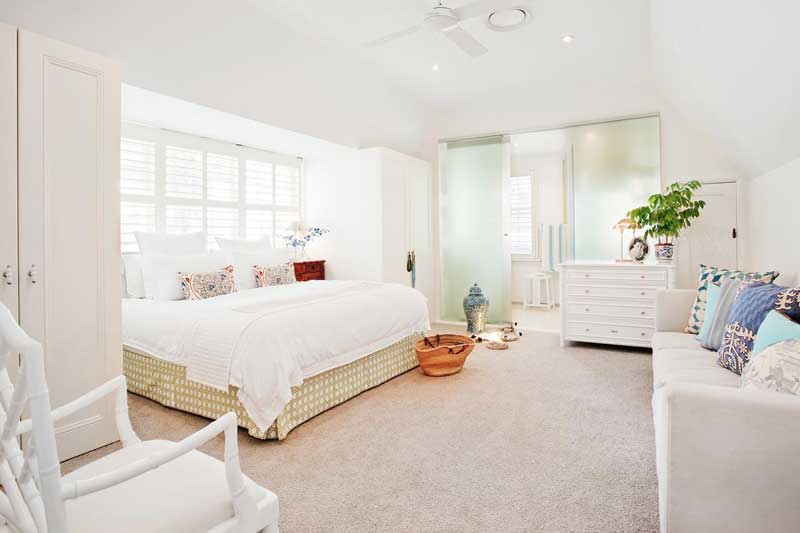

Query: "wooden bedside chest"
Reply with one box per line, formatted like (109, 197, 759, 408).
(293, 260, 325, 282)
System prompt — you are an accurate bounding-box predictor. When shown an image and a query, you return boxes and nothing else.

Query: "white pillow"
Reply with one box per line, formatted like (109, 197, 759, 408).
(121, 254, 146, 298)
(141, 252, 230, 300)
(230, 249, 292, 290)
(216, 235, 272, 253)
(135, 231, 207, 256)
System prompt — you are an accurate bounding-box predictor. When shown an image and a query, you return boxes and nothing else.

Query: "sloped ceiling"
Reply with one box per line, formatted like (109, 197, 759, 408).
(650, 0, 800, 178)
(0, 0, 433, 157)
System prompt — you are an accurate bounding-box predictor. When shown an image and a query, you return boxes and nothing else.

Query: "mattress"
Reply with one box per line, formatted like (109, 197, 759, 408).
(122, 280, 429, 431)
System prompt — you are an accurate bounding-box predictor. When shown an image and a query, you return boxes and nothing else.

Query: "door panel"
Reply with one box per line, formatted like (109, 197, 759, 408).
(0, 24, 18, 384)
(0, 23, 17, 322)
(677, 182, 738, 288)
(18, 30, 121, 460)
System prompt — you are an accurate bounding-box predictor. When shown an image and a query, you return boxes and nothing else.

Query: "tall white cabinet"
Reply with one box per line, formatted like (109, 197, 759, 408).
(2, 23, 122, 460)
(362, 147, 434, 303)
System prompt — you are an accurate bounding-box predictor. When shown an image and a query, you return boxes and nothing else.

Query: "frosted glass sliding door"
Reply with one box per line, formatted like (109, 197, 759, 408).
(570, 116, 660, 260)
(439, 137, 511, 324)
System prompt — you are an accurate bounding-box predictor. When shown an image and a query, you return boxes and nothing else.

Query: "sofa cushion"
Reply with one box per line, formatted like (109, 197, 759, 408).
(718, 283, 800, 374)
(651, 332, 707, 352)
(685, 264, 780, 334)
(653, 348, 741, 389)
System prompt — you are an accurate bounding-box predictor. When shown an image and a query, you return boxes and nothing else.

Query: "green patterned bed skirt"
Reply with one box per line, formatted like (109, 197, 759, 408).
(123, 332, 422, 440)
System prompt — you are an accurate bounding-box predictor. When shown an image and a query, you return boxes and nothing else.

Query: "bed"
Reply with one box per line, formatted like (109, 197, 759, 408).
(122, 280, 429, 440)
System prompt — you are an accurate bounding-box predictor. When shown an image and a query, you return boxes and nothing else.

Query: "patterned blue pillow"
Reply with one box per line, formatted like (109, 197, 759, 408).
(718, 283, 800, 374)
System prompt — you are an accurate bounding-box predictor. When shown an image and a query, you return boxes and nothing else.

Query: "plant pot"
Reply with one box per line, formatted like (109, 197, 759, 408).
(654, 243, 674, 263)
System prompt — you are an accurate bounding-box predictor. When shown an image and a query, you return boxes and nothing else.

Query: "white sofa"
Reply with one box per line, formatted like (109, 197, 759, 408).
(652, 289, 800, 533)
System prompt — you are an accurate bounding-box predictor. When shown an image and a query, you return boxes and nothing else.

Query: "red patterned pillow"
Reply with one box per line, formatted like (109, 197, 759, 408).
(179, 265, 236, 300)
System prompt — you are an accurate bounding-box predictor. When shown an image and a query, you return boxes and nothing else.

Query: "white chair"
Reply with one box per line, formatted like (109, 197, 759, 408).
(0, 304, 279, 533)
(524, 272, 555, 310)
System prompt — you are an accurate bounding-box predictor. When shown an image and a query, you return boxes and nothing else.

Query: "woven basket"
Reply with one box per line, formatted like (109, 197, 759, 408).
(414, 334, 475, 377)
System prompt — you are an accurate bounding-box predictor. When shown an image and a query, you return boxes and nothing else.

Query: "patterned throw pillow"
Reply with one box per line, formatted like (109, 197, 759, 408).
(740, 339, 800, 395)
(255, 263, 296, 287)
(718, 283, 800, 374)
(685, 264, 780, 334)
(179, 265, 236, 300)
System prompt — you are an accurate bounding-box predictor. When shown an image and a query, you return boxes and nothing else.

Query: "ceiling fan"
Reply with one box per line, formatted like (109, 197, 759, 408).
(364, 0, 527, 58)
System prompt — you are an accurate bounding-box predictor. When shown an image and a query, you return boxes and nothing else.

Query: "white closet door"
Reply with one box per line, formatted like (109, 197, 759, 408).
(381, 150, 411, 286)
(0, 23, 17, 323)
(409, 159, 433, 303)
(18, 30, 122, 460)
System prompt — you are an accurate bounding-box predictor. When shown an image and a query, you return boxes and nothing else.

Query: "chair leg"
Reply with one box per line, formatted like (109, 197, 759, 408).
(260, 523, 279, 533)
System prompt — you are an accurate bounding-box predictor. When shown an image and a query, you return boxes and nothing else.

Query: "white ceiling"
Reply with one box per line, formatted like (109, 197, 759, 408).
(259, 0, 654, 112)
(1, 1, 797, 177)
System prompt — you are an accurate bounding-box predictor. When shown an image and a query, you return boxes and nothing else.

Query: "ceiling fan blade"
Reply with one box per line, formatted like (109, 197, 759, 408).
(453, 0, 514, 21)
(363, 25, 421, 48)
(441, 25, 488, 58)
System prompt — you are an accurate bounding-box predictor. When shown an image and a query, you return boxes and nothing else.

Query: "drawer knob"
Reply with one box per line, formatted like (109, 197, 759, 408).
(641, 332, 646, 336)
(641, 311, 646, 315)
(640, 292, 645, 296)
(585, 328, 591, 332)
(610, 329, 619, 334)
(585, 290, 590, 294)
(585, 308, 590, 312)
(585, 274, 589, 278)
(640, 275, 645, 279)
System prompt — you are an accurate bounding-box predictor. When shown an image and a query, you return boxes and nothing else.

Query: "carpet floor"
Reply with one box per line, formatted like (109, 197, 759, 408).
(63, 331, 659, 532)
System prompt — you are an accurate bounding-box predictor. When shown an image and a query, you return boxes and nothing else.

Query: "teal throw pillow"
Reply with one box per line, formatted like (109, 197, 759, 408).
(751, 310, 800, 358)
(697, 283, 722, 343)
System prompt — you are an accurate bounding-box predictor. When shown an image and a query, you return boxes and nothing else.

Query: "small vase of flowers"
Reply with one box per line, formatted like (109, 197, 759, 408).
(283, 224, 330, 260)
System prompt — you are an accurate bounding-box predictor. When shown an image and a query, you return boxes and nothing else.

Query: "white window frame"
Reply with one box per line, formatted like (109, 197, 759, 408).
(120, 122, 303, 253)
(509, 173, 539, 261)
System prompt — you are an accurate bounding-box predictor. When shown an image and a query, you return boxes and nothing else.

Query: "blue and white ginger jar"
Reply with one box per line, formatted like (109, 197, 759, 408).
(463, 283, 489, 334)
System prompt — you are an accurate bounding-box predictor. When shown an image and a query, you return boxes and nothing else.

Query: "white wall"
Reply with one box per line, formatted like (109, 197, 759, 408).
(123, 86, 383, 281)
(739, 157, 800, 287)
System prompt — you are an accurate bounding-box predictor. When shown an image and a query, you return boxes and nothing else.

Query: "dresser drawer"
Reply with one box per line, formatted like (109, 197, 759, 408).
(567, 268, 666, 284)
(569, 303, 655, 320)
(567, 285, 657, 300)
(567, 323, 653, 343)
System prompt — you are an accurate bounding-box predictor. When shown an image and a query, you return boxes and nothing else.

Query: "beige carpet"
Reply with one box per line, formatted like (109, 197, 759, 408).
(63, 331, 659, 532)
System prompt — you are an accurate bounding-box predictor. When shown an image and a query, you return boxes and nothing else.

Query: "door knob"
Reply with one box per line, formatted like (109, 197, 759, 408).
(28, 265, 38, 285)
(2, 265, 12, 286)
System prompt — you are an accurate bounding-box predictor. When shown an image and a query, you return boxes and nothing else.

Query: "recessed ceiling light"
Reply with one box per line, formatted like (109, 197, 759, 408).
(561, 34, 575, 44)
(432, 64, 440, 71)
(486, 7, 532, 32)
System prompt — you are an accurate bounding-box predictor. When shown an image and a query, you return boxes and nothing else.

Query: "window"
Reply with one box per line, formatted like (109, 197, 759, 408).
(120, 123, 302, 253)
(509, 175, 536, 257)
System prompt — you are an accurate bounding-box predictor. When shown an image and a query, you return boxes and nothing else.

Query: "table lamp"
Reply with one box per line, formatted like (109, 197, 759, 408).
(612, 217, 640, 262)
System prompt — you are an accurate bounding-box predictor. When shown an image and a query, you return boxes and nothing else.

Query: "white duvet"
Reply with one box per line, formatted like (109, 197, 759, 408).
(122, 280, 430, 430)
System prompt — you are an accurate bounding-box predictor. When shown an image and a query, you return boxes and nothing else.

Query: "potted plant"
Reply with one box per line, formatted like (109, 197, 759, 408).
(627, 180, 706, 262)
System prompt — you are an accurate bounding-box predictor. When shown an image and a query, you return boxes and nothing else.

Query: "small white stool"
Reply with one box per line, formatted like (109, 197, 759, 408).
(525, 272, 555, 309)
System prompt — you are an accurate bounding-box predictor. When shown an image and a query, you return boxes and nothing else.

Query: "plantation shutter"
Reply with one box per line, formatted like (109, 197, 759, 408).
(120, 123, 302, 253)
(510, 175, 534, 256)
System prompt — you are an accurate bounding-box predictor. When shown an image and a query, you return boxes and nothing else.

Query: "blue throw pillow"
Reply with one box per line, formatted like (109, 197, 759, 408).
(718, 283, 800, 374)
(751, 310, 800, 358)
(697, 283, 722, 342)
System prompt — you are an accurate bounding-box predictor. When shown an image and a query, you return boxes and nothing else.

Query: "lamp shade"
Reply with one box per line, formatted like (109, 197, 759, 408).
(612, 217, 640, 231)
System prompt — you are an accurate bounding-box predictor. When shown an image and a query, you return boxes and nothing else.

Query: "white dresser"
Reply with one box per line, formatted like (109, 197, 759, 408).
(559, 261, 676, 348)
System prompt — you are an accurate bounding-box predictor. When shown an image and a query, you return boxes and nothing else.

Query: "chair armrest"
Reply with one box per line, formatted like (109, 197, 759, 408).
(16, 375, 140, 447)
(62, 412, 258, 529)
(654, 289, 696, 332)
(653, 383, 800, 532)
